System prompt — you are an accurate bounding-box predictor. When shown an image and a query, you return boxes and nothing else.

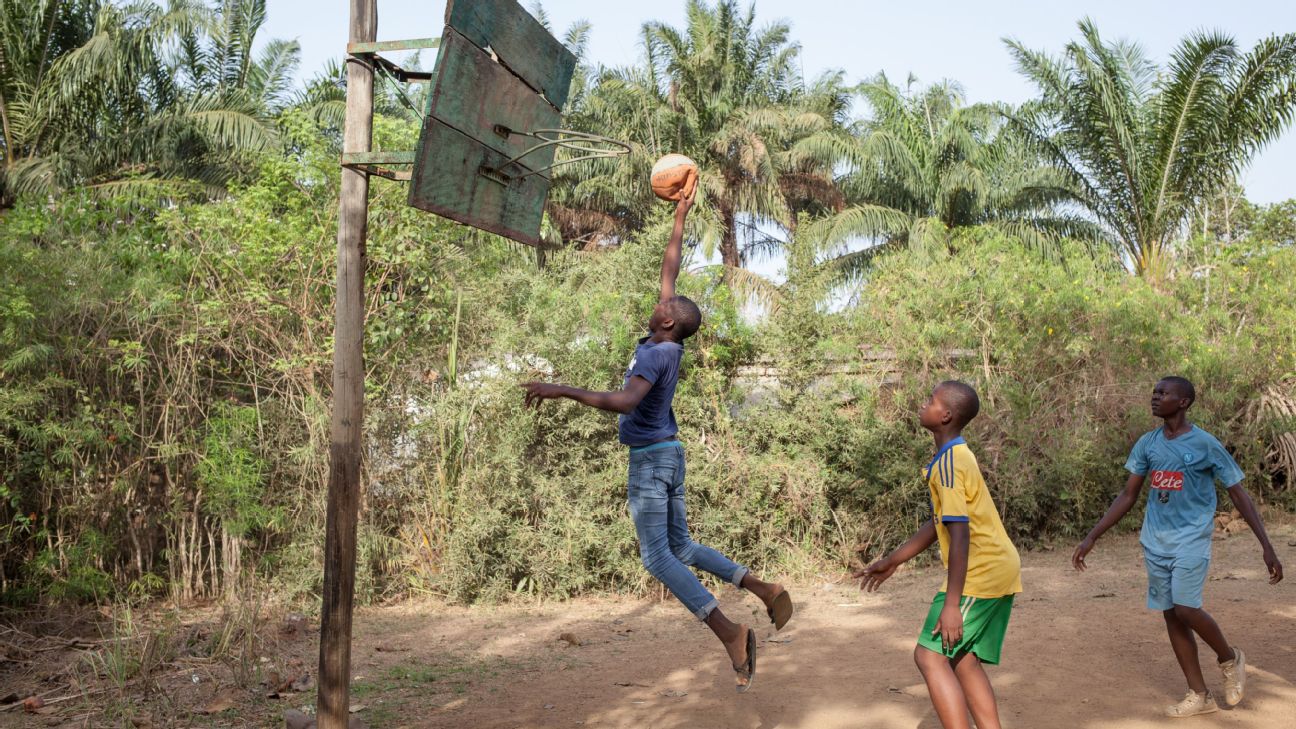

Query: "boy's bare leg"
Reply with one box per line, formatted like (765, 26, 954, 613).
(1172, 605, 1234, 663)
(739, 572, 782, 611)
(704, 607, 750, 672)
(915, 646, 972, 729)
(1163, 608, 1208, 693)
(951, 653, 1002, 729)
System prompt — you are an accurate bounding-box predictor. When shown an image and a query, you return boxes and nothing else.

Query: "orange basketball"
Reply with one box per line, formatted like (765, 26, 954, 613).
(650, 154, 699, 201)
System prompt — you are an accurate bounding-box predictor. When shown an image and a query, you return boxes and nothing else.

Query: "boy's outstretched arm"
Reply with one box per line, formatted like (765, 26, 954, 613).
(933, 522, 969, 651)
(854, 519, 937, 591)
(519, 376, 652, 414)
(1226, 483, 1284, 584)
(659, 191, 695, 303)
(1073, 473, 1145, 570)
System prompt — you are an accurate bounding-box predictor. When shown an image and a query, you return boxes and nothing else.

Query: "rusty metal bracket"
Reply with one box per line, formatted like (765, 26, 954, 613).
(337, 36, 439, 178)
(346, 38, 439, 83)
(347, 37, 440, 54)
(341, 151, 416, 181)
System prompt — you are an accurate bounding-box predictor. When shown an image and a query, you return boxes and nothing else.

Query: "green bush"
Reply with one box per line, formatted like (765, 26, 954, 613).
(3, 158, 1293, 605)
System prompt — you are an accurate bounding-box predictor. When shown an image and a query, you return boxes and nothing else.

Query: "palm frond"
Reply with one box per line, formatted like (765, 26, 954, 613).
(1217, 33, 1296, 177)
(816, 240, 900, 287)
(248, 38, 300, 112)
(563, 20, 592, 62)
(83, 175, 203, 204)
(908, 216, 950, 254)
(801, 204, 912, 252)
(700, 263, 785, 312)
(1149, 30, 1235, 226)
(0, 155, 57, 198)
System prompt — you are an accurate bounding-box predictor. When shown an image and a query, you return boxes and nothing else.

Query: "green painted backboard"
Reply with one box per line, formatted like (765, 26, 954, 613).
(407, 0, 577, 246)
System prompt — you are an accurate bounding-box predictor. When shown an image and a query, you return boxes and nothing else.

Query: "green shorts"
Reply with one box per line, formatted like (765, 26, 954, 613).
(916, 592, 1015, 665)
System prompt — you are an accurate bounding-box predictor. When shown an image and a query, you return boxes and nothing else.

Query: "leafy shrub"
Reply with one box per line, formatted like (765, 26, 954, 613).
(3, 158, 1293, 605)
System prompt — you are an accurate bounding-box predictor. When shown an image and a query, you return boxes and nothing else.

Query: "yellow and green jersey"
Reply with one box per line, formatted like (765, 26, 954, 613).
(926, 437, 1022, 599)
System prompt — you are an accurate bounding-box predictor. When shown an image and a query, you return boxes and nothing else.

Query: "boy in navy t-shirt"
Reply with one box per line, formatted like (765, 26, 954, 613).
(1073, 377, 1283, 717)
(521, 190, 792, 692)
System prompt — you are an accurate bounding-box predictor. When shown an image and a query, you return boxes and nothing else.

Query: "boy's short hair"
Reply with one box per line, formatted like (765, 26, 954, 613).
(1160, 375, 1196, 405)
(667, 296, 702, 340)
(937, 380, 980, 427)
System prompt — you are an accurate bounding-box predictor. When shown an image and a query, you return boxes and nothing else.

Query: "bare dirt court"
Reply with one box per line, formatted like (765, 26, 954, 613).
(2, 528, 1292, 728)
(332, 527, 1295, 729)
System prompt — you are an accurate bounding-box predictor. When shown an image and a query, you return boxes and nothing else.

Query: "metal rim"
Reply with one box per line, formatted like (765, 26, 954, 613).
(488, 127, 631, 180)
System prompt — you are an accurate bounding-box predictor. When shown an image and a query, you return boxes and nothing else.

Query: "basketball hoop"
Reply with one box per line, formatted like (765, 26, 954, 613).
(482, 127, 630, 183)
(338, 1, 631, 247)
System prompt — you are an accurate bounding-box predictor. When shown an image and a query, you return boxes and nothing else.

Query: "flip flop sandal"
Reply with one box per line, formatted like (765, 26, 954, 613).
(767, 588, 793, 631)
(733, 627, 756, 693)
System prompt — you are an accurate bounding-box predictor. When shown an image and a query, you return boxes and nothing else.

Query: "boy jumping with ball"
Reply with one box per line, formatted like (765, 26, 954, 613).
(1073, 376, 1283, 717)
(520, 189, 792, 693)
(858, 381, 1020, 729)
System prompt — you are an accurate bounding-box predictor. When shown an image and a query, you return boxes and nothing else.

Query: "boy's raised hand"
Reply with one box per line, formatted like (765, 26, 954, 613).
(853, 556, 898, 592)
(676, 182, 696, 217)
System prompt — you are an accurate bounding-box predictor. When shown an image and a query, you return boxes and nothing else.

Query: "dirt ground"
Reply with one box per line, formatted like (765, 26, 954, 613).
(2, 527, 1294, 728)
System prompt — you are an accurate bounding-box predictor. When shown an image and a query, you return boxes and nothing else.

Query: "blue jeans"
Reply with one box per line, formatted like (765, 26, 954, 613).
(627, 442, 748, 620)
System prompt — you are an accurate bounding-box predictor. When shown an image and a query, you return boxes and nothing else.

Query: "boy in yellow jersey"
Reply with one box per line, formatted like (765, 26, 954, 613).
(856, 381, 1021, 729)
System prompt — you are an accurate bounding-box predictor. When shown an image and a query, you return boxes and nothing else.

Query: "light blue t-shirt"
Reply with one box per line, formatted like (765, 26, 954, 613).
(617, 336, 682, 446)
(1125, 425, 1245, 559)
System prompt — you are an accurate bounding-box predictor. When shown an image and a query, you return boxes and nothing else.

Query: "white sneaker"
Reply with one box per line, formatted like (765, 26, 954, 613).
(1165, 690, 1219, 718)
(1220, 646, 1247, 706)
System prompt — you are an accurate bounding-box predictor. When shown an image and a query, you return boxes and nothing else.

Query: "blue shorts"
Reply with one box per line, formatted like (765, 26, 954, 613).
(1144, 551, 1209, 610)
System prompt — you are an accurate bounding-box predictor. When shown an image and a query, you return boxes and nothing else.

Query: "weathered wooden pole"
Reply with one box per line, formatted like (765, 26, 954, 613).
(318, 1, 375, 727)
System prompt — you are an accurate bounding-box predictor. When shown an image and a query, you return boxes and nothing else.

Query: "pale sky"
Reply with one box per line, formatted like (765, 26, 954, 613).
(263, 0, 1296, 206)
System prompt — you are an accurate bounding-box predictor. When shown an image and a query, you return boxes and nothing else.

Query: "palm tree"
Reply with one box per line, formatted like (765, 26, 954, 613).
(550, 1, 848, 266)
(0, 0, 285, 205)
(1005, 19, 1296, 276)
(641, 0, 850, 269)
(192, 0, 301, 113)
(1, 0, 99, 199)
(804, 74, 1096, 286)
(736, 70, 853, 258)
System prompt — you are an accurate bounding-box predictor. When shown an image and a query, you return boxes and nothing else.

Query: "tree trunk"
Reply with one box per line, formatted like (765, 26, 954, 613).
(222, 528, 241, 599)
(206, 523, 219, 596)
(0, 87, 14, 166)
(172, 518, 184, 601)
(1140, 242, 1169, 284)
(720, 204, 740, 270)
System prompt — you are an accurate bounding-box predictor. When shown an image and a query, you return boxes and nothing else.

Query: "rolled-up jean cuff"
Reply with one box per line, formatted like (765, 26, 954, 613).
(694, 598, 719, 621)
(731, 566, 749, 588)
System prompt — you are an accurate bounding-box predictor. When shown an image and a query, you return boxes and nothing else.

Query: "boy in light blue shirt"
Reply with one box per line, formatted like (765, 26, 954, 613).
(1073, 377, 1283, 718)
